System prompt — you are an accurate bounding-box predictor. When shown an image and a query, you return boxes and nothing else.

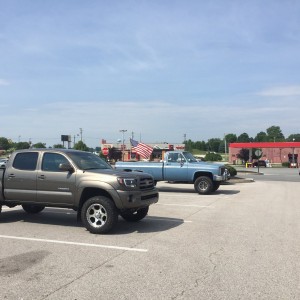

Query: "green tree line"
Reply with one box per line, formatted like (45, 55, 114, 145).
(0, 138, 90, 153)
(1, 125, 300, 154)
(184, 125, 300, 153)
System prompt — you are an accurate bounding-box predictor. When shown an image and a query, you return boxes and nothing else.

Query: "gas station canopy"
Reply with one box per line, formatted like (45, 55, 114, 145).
(229, 142, 300, 148)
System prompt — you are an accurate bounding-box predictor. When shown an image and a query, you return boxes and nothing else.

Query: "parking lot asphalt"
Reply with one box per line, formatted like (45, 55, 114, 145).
(0, 177, 299, 300)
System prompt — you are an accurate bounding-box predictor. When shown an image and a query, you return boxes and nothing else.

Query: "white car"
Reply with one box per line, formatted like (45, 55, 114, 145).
(0, 158, 8, 168)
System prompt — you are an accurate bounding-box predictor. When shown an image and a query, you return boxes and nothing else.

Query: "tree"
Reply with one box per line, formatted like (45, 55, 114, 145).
(74, 140, 89, 151)
(0, 137, 10, 150)
(207, 138, 222, 153)
(224, 133, 237, 153)
(53, 144, 65, 148)
(237, 148, 249, 162)
(225, 133, 237, 144)
(184, 139, 194, 152)
(266, 125, 285, 142)
(286, 134, 300, 142)
(194, 140, 206, 151)
(15, 142, 30, 150)
(254, 131, 268, 142)
(237, 133, 250, 142)
(33, 142, 46, 148)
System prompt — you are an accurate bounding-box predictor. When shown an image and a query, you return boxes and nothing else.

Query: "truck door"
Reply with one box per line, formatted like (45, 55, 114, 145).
(36, 152, 76, 205)
(4, 152, 38, 201)
(164, 153, 188, 181)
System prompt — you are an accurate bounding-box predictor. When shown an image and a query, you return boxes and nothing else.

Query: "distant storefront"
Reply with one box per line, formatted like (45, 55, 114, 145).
(101, 142, 185, 162)
(229, 142, 300, 165)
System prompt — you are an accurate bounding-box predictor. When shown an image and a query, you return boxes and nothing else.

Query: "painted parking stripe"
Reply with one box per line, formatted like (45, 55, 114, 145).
(150, 217, 192, 223)
(157, 203, 213, 208)
(0, 235, 148, 252)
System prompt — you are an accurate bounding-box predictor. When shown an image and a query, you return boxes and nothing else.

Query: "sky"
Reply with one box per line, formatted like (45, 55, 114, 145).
(1, 0, 300, 148)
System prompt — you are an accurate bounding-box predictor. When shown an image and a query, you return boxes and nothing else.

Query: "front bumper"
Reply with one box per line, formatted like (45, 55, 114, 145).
(116, 188, 159, 209)
(214, 170, 230, 182)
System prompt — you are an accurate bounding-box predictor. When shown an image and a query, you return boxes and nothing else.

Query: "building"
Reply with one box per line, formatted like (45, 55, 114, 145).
(229, 142, 300, 166)
(101, 142, 185, 161)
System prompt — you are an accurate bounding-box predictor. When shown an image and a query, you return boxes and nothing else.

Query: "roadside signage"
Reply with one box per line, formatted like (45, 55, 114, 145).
(102, 148, 109, 156)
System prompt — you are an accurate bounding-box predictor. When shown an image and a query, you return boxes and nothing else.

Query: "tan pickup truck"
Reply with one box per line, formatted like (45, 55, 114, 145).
(0, 149, 158, 234)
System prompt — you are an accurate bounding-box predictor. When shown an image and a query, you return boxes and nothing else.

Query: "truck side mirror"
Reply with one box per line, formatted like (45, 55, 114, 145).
(59, 163, 74, 173)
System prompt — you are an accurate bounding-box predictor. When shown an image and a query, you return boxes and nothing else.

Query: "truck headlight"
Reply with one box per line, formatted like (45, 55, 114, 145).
(117, 177, 137, 188)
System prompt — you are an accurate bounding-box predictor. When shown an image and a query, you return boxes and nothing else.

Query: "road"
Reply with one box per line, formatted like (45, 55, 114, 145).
(236, 166, 300, 182)
(0, 174, 299, 299)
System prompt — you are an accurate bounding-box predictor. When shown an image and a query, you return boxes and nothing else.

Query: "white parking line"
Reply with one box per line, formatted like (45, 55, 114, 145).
(0, 235, 148, 252)
(157, 203, 213, 208)
(150, 217, 192, 223)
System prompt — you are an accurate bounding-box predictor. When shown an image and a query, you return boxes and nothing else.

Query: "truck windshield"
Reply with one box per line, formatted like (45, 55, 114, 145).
(66, 151, 112, 170)
(183, 152, 198, 163)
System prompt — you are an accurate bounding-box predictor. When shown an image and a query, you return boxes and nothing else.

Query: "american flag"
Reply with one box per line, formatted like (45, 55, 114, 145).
(130, 138, 153, 159)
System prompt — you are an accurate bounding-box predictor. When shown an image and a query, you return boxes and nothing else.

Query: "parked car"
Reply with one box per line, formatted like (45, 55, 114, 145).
(0, 158, 8, 168)
(253, 160, 267, 167)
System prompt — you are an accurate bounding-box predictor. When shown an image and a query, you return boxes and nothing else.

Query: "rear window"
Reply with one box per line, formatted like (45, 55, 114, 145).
(13, 152, 38, 171)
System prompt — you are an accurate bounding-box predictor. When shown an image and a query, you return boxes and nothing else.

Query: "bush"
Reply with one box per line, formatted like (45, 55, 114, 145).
(282, 162, 290, 167)
(204, 152, 222, 161)
(225, 164, 237, 177)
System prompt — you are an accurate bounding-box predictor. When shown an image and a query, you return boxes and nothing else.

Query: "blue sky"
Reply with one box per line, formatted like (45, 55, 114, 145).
(1, 0, 300, 147)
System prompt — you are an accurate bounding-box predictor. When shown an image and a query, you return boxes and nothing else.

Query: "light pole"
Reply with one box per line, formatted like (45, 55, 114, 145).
(119, 129, 127, 161)
(79, 128, 83, 141)
(292, 138, 295, 167)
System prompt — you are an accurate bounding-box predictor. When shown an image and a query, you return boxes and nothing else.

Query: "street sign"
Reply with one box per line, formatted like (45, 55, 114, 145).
(102, 148, 109, 156)
(255, 149, 262, 158)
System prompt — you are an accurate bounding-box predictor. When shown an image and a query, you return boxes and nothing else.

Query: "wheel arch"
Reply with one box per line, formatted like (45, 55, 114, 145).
(77, 188, 117, 219)
(193, 172, 213, 183)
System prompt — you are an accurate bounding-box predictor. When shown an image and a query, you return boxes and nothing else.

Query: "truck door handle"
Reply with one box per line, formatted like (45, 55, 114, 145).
(38, 175, 46, 180)
(8, 174, 15, 178)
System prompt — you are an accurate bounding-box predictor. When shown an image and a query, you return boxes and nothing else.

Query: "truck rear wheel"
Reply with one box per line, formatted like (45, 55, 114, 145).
(194, 176, 213, 195)
(81, 196, 118, 234)
(120, 206, 149, 222)
(22, 204, 45, 214)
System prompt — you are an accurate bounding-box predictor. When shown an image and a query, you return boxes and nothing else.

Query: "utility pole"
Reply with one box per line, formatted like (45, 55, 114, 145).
(79, 128, 83, 141)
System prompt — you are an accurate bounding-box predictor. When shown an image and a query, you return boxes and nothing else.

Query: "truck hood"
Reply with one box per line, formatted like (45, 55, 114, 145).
(188, 161, 224, 170)
(82, 168, 151, 178)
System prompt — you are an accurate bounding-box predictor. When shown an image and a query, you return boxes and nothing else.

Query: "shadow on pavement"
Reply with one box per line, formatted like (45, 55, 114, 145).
(0, 207, 183, 235)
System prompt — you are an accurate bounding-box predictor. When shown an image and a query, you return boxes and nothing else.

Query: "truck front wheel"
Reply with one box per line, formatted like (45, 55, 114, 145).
(81, 196, 118, 234)
(194, 176, 213, 195)
(22, 204, 45, 214)
(120, 206, 149, 222)
(212, 182, 221, 192)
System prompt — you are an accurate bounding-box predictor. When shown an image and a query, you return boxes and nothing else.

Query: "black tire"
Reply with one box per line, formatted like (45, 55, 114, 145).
(212, 182, 221, 192)
(22, 204, 45, 214)
(81, 196, 118, 234)
(194, 176, 213, 195)
(120, 206, 149, 222)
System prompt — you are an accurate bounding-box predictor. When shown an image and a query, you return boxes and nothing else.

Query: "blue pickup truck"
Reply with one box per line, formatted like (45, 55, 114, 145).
(115, 151, 229, 194)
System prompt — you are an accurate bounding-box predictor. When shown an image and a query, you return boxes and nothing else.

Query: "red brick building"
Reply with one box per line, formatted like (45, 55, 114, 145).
(229, 142, 300, 165)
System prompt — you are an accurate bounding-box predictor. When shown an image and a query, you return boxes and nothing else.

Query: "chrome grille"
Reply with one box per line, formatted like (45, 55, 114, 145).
(220, 167, 226, 175)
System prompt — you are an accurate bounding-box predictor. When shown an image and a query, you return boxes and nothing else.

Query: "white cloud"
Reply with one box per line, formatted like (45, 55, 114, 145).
(0, 79, 10, 86)
(258, 85, 300, 97)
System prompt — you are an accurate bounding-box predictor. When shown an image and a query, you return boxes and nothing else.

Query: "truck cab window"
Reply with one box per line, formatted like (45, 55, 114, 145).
(168, 153, 178, 162)
(42, 153, 69, 172)
(13, 152, 38, 171)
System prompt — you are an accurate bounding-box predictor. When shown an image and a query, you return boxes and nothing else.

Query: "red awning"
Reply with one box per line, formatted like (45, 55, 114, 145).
(229, 142, 300, 148)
